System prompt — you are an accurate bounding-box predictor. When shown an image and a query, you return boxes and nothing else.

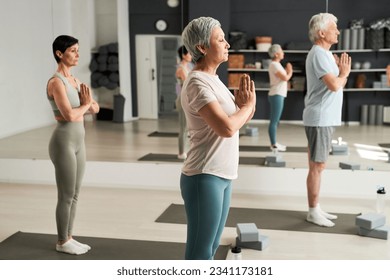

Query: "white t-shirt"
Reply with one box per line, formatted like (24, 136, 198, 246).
(303, 45, 343, 126)
(181, 70, 239, 180)
(268, 61, 288, 97)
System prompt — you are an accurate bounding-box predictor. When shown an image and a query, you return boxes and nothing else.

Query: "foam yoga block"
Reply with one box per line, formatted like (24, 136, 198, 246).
(267, 161, 286, 167)
(331, 144, 348, 155)
(265, 154, 283, 163)
(355, 213, 386, 230)
(265, 154, 286, 167)
(236, 223, 259, 242)
(339, 162, 361, 170)
(245, 127, 259, 136)
(358, 225, 390, 240)
(236, 235, 269, 251)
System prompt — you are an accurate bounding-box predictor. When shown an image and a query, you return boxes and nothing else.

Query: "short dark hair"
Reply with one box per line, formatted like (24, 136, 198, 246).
(52, 35, 79, 63)
(177, 45, 188, 60)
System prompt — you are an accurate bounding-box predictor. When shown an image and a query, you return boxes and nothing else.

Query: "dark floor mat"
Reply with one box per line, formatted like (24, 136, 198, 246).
(156, 204, 358, 235)
(240, 145, 307, 153)
(138, 153, 265, 165)
(0, 231, 229, 260)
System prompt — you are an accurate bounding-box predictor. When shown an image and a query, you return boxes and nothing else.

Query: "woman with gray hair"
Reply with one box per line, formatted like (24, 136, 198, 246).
(180, 17, 256, 259)
(303, 13, 351, 227)
(267, 44, 293, 152)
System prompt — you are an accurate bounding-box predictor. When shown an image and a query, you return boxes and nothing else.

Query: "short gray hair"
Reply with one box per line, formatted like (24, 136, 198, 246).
(308, 13, 338, 43)
(182, 17, 221, 63)
(268, 44, 282, 59)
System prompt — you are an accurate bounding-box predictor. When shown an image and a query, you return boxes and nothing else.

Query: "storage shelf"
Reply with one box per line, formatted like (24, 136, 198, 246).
(350, 68, 387, 73)
(228, 68, 302, 73)
(344, 88, 390, 92)
(228, 87, 302, 92)
(333, 48, 390, 53)
(227, 87, 390, 92)
(229, 48, 390, 54)
(228, 67, 385, 74)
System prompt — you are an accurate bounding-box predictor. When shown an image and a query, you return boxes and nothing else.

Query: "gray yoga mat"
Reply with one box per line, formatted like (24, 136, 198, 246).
(156, 204, 359, 235)
(138, 153, 265, 165)
(378, 143, 390, 149)
(148, 131, 178, 137)
(148, 131, 245, 138)
(240, 145, 307, 153)
(0, 231, 229, 260)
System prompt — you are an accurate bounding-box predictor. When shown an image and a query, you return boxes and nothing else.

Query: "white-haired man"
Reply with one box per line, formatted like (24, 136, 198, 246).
(303, 13, 351, 227)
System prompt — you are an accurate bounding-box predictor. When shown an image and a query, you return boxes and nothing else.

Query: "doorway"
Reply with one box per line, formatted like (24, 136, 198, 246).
(135, 35, 181, 119)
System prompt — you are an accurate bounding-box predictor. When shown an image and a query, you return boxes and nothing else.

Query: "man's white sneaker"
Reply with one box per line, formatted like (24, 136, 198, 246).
(306, 212, 335, 227)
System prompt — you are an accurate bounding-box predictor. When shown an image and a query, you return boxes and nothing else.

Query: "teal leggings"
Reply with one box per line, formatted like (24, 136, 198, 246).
(180, 173, 232, 260)
(49, 122, 86, 241)
(268, 95, 285, 145)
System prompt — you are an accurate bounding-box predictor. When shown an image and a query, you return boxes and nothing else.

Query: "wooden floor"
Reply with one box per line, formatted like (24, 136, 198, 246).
(0, 115, 390, 170)
(0, 116, 390, 259)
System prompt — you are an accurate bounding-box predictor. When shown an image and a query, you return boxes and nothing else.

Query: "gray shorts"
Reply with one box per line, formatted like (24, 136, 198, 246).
(305, 126, 335, 163)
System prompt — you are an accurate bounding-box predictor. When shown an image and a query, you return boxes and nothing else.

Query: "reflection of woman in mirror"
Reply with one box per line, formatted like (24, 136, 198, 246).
(175, 45, 193, 160)
(267, 44, 293, 152)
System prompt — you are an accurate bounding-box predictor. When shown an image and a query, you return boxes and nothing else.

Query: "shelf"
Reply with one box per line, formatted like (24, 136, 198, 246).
(333, 48, 390, 53)
(228, 87, 301, 92)
(344, 88, 390, 92)
(228, 68, 303, 73)
(350, 68, 387, 73)
(229, 49, 308, 54)
(229, 48, 390, 54)
(227, 87, 390, 92)
(228, 68, 385, 74)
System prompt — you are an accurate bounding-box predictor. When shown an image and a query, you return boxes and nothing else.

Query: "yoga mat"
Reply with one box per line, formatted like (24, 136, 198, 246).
(378, 143, 390, 149)
(148, 131, 245, 138)
(138, 153, 265, 165)
(240, 145, 307, 153)
(148, 131, 178, 137)
(0, 232, 229, 260)
(156, 204, 358, 235)
(138, 153, 184, 162)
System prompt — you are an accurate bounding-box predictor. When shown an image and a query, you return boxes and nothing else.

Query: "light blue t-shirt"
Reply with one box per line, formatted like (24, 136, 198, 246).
(303, 45, 343, 126)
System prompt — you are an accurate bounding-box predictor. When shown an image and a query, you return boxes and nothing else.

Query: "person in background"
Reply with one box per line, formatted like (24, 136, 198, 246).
(303, 13, 351, 227)
(47, 35, 99, 254)
(175, 45, 193, 160)
(180, 17, 256, 260)
(267, 44, 293, 152)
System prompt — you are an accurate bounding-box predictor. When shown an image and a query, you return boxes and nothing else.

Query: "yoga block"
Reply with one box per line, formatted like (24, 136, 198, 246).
(265, 154, 283, 163)
(236, 223, 259, 242)
(266, 161, 286, 167)
(331, 144, 348, 155)
(358, 225, 390, 240)
(245, 126, 259, 136)
(236, 235, 269, 251)
(355, 213, 386, 230)
(339, 162, 361, 170)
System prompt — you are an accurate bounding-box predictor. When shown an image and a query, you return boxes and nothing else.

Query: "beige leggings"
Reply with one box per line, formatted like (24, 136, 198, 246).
(49, 121, 86, 241)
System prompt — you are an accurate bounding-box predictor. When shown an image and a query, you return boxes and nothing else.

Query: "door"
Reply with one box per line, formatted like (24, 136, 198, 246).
(136, 35, 181, 119)
(136, 35, 158, 119)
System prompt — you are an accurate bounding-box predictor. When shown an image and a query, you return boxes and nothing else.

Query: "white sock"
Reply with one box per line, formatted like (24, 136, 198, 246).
(71, 239, 91, 251)
(318, 204, 338, 220)
(56, 240, 88, 255)
(307, 207, 335, 227)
